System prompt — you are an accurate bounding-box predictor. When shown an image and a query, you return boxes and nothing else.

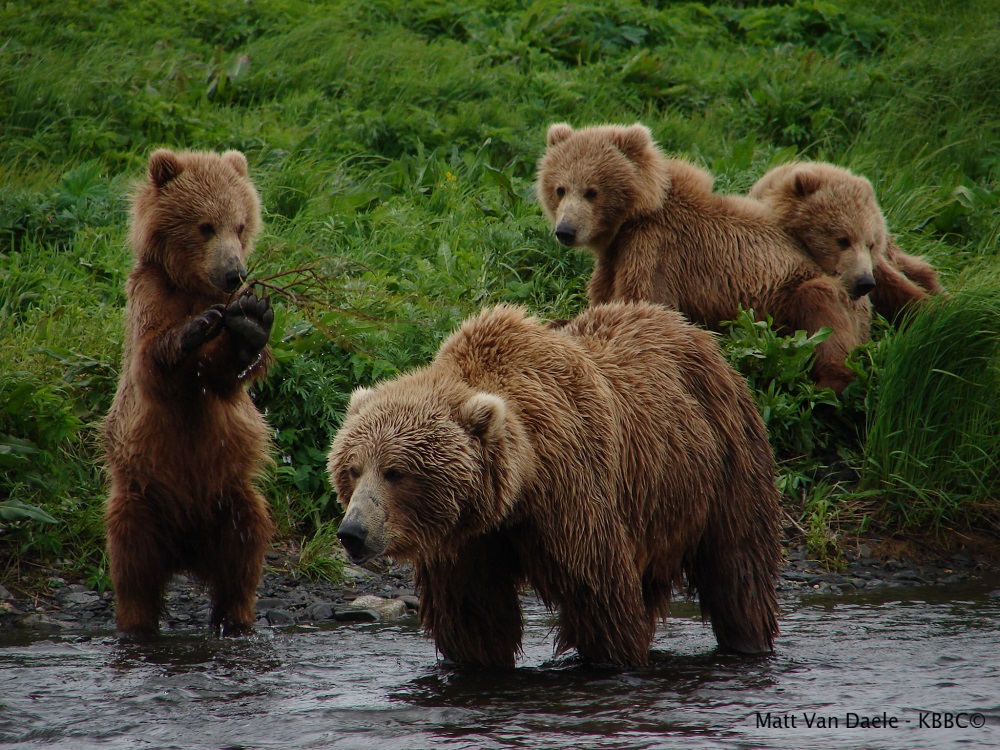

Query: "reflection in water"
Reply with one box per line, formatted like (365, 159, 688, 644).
(0, 581, 998, 749)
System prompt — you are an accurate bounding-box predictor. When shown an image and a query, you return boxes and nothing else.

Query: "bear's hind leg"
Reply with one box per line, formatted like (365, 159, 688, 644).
(207, 490, 273, 636)
(687, 494, 779, 653)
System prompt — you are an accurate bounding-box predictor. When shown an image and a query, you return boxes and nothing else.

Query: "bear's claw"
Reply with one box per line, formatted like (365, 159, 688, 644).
(181, 304, 226, 352)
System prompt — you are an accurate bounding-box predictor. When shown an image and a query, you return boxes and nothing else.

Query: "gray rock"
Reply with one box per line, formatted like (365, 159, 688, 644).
(334, 608, 379, 623)
(303, 602, 335, 621)
(62, 592, 101, 608)
(893, 570, 925, 583)
(265, 609, 295, 625)
(255, 597, 286, 611)
(342, 565, 377, 582)
(350, 595, 407, 620)
(782, 571, 812, 582)
(17, 614, 71, 631)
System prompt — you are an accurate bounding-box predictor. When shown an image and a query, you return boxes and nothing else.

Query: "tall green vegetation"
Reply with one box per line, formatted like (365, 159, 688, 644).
(861, 281, 1000, 529)
(1, 0, 997, 584)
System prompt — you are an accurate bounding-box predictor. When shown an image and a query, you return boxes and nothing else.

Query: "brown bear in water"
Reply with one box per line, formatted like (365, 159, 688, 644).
(536, 122, 874, 393)
(329, 302, 781, 667)
(103, 149, 275, 636)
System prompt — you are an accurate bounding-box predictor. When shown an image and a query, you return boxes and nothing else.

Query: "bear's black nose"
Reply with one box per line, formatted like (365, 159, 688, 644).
(224, 264, 248, 293)
(555, 222, 577, 246)
(337, 520, 369, 561)
(852, 273, 876, 299)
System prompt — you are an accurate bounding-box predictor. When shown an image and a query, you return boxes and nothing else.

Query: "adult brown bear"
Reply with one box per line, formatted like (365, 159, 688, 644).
(329, 303, 781, 667)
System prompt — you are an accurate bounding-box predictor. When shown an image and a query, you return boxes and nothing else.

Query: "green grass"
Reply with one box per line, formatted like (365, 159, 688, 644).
(860, 279, 1000, 531)
(2, 0, 998, 584)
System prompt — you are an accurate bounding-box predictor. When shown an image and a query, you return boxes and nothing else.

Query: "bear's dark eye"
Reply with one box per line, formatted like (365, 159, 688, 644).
(836, 237, 851, 249)
(584, 188, 598, 200)
(237, 223, 246, 237)
(347, 466, 361, 480)
(383, 468, 404, 483)
(199, 222, 216, 238)
(555, 186, 566, 198)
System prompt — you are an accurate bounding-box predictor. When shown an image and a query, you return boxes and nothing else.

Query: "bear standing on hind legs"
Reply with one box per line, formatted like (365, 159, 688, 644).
(103, 149, 275, 637)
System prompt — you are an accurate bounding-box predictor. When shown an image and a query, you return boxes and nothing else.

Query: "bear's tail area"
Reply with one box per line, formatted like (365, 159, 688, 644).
(687, 435, 782, 655)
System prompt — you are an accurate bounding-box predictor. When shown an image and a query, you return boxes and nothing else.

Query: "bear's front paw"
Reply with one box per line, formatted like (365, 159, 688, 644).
(224, 292, 274, 355)
(181, 305, 225, 352)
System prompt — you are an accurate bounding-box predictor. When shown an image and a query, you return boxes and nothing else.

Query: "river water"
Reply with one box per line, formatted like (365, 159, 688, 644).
(1, 581, 998, 750)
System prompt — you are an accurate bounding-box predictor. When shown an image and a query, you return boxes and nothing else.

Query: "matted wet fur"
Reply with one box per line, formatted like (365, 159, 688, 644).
(103, 149, 275, 637)
(329, 303, 781, 667)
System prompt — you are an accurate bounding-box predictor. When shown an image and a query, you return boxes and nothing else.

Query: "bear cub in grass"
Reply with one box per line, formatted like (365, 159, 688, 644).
(748, 161, 945, 322)
(329, 303, 781, 668)
(103, 149, 275, 637)
(537, 122, 873, 392)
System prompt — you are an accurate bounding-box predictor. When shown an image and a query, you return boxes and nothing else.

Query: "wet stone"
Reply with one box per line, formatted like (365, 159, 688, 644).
(782, 571, 812, 582)
(350, 595, 408, 621)
(255, 597, 285, 611)
(62, 592, 101, 608)
(265, 609, 295, 626)
(303, 602, 334, 621)
(334, 608, 379, 623)
(894, 570, 925, 583)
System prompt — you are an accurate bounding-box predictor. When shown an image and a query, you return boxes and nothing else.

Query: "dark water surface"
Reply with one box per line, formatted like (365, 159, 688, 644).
(2, 581, 998, 749)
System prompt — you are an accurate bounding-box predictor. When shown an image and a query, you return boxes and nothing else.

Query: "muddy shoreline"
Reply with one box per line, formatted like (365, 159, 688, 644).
(3, 535, 998, 637)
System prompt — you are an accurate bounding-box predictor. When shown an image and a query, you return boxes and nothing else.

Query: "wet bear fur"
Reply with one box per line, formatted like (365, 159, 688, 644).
(103, 149, 275, 637)
(329, 303, 781, 667)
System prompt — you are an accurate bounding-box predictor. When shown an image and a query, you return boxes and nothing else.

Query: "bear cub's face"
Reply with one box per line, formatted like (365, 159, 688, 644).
(751, 163, 886, 301)
(136, 149, 261, 298)
(537, 123, 653, 249)
(329, 385, 507, 564)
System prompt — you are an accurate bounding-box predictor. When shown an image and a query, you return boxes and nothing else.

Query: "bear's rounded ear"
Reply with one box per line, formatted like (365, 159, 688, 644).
(345, 386, 376, 418)
(792, 168, 823, 198)
(148, 149, 182, 189)
(459, 392, 507, 442)
(546, 123, 574, 147)
(611, 124, 654, 162)
(222, 150, 250, 177)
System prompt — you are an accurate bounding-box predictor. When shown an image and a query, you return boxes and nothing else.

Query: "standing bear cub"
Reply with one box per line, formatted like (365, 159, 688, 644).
(537, 122, 873, 393)
(329, 303, 781, 668)
(103, 149, 275, 637)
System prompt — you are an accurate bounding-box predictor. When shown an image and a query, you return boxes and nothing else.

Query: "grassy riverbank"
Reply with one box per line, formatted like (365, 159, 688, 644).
(2, 0, 998, 590)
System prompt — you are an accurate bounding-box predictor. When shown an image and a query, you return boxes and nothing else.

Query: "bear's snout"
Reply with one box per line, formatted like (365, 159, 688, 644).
(851, 272, 876, 300)
(337, 518, 369, 562)
(555, 221, 578, 246)
(207, 252, 248, 294)
(218, 254, 248, 293)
